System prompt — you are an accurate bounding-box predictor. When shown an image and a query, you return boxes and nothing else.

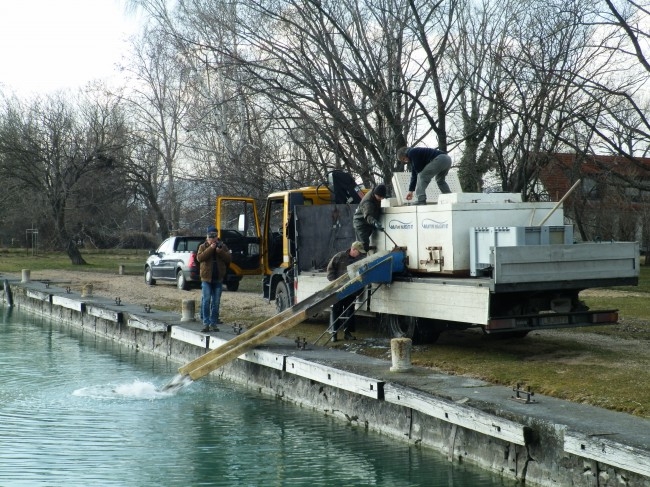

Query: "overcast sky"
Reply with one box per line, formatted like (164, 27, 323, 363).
(0, 0, 140, 97)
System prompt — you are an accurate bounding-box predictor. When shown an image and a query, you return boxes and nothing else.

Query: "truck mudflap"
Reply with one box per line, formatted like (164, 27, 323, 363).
(486, 309, 619, 333)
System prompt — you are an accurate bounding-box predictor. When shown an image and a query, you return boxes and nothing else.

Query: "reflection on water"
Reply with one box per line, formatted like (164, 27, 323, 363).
(0, 309, 515, 487)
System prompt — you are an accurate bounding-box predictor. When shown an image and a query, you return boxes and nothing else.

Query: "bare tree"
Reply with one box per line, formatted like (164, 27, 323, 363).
(124, 0, 650, 205)
(128, 0, 455, 190)
(570, 0, 650, 163)
(601, 0, 650, 73)
(449, 0, 517, 191)
(0, 93, 126, 263)
(117, 26, 199, 237)
(468, 0, 621, 198)
(177, 32, 274, 200)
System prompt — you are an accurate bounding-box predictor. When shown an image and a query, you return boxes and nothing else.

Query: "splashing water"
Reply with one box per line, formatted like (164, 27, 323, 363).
(72, 376, 193, 400)
(113, 380, 170, 398)
(157, 373, 194, 394)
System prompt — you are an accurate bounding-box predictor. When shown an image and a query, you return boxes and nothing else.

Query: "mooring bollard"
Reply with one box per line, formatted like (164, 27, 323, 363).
(181, 299, 196, 322)
(81, 284, 93, 298)
(390, 337, 412, 372)
(118, 265, 125, 275)
(21, 269, 31, 283)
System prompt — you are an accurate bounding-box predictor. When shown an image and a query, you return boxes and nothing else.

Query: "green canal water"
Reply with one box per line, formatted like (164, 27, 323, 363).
(0, 308, 516, 486)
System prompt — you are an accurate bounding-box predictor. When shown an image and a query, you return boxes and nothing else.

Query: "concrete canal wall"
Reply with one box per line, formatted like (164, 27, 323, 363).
(2, 277, 650, 487)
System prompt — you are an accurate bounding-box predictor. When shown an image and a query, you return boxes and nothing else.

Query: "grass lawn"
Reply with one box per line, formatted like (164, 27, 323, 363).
(0, 248, 147, 275)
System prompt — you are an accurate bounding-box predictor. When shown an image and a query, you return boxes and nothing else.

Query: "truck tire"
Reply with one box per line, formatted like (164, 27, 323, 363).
(383, 314, 441, 345)
(145, 266, 156, 286)
(275, 281, 291, 313)
(417, 318, 447, 343)
(176, 270, 189, 291)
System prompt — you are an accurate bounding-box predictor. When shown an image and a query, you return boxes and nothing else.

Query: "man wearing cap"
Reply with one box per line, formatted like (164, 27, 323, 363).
(397, 146, 452, 205)
(353, 184, 387, 251)
(326, 241, 367, 341)
(197, 225, 232, 332)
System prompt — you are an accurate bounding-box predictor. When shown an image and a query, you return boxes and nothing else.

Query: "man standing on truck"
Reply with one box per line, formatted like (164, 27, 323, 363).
(326, 241, 366, 342)
(397, 146, 452, 204)
(197, 226, 232, 332)
(353, 184, 386, 251)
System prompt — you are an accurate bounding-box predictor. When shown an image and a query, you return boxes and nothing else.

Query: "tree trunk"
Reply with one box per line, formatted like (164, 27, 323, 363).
(66, 240, 87, 265)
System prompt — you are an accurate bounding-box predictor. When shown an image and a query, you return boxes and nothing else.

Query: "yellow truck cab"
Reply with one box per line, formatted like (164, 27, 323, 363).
(214, 170, 364, 303)
(263, 186, 332, 271)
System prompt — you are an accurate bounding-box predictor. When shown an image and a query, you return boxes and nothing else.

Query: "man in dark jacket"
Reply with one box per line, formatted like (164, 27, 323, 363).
(326, 241, 366, 341)
(197, 225, 232, 332)
(353, 184, 386, 251)
(397, 146, 452, 205)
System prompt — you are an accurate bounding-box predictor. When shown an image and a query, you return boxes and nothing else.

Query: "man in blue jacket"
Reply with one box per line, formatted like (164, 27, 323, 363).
(397, 146, 452, 205)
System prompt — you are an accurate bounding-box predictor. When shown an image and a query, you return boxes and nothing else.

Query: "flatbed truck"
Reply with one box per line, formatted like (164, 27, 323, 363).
(216, 172, 639, 343)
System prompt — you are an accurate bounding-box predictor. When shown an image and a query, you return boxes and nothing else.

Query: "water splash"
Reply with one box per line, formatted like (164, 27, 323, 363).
(113, 380, 168, 399)
(73, 377, 192, 400)
(157, 374, 193, 394)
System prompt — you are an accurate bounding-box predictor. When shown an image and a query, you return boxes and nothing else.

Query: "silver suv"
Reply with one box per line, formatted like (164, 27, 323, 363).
(144, 236, 204, 290)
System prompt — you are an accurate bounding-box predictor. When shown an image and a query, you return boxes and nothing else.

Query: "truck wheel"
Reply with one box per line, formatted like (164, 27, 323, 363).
(145, 267, 156, 286)
(416, 318, 445, 344)
(275, 281, 291, 313)
(176, 270, 189, 290)
(226, 280, 240, 292)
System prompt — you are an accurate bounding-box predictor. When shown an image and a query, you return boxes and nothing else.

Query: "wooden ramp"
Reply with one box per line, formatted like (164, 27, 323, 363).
(178, 273, 350, 380)
(173, 250, 406, 383)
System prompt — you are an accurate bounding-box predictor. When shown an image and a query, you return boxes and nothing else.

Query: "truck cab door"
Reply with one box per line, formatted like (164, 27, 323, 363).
(262, 193, 306, 274)
(215, 197, 263, 278)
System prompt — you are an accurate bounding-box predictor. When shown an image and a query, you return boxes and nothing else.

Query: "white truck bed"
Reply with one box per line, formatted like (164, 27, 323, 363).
(295, 240, 639, 326)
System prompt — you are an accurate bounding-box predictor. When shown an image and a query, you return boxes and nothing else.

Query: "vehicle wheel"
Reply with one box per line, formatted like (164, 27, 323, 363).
(176, 270, 189, 290)
(416, 318, 445, 344)
(383, 314, 441, 345)
(275, 280, 291, 313)
(226, 280, 240, 292)
(145, 266, 156, 285)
